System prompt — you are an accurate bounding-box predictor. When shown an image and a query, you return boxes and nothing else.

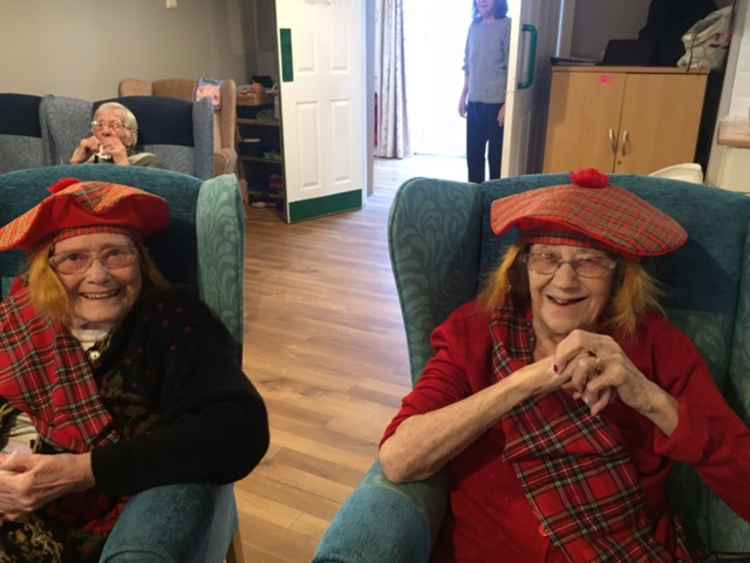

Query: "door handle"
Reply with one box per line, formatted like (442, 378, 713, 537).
(518, 24, 538, 90)
(608, 129, 618, 154)
(621, 130, 630, 155)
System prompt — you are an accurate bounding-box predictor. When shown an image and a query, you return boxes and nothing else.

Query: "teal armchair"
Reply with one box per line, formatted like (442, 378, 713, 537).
(0, 165, 245, 562)
(314, 174, 750, 561)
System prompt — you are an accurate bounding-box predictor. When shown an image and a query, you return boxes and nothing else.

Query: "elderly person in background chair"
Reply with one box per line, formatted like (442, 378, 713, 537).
(379, 169, 750, 562)
(0, 178, 268, 562)
(70, 102, 161, 168)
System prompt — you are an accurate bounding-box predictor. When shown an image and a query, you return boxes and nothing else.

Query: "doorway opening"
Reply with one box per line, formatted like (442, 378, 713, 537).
(399, 0, 520, 183)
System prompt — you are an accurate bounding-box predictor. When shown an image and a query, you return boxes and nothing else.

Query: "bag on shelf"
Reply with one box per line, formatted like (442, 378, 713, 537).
(677, 6, 734, 71)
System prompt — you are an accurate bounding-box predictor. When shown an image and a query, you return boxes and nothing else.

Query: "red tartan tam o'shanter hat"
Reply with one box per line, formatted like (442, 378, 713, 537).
(0, 178, 170, 252)
(490, 169, 687, 259)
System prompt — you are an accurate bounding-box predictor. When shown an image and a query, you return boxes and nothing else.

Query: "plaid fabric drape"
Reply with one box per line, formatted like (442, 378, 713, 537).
(489, 302, 694, 562)
(0, 286, 119, 452)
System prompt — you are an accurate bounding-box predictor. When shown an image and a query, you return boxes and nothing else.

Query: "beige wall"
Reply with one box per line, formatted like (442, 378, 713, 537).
(0, 0, 250, 100)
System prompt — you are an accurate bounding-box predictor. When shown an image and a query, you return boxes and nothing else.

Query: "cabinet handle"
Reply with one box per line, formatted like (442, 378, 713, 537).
(621, 130, 630, 155)
(608, 129, 618, 154)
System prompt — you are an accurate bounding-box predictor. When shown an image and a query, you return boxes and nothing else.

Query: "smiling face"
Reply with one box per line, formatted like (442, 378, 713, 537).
(52, 232, 142, 329)
(527, 244, 614, 351)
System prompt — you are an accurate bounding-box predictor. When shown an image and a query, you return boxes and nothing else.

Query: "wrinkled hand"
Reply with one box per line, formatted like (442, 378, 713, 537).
(71, 136, 100, 164)
(554, 329, 655, 416)
(0, 452, 94, 522)
(98, 136, 129, 165)
(523, 355, 572, 398)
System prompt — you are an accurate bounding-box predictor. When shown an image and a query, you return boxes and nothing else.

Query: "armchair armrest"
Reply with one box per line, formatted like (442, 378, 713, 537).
(313, 462, 449, 563)
(100, 483, 238, 563)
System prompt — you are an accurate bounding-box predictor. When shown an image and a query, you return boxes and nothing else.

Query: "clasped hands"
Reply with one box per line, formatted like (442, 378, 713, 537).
(548, 329, 657, 417)
(72, 136, 128, 165)
(0, 451, 94, 523)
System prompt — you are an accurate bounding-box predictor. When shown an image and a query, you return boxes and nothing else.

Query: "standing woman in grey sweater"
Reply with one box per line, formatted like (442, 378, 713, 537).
(458, 0, 511, 183)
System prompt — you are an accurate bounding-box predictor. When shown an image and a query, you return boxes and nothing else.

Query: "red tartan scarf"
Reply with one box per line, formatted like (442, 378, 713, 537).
(0, 286, 119, 452)
(489, 302, 693, 562)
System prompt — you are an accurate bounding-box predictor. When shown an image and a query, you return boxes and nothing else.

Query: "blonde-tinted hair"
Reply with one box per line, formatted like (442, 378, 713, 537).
(27, 240, 169, 322)
(477, 243, 663, 337)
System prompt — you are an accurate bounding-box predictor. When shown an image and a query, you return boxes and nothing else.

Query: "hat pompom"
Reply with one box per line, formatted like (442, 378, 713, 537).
(571, 169, 609, 189)
(48, 178, 81, 194)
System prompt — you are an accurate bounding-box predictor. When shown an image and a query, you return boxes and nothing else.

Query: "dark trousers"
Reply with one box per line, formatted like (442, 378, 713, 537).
(466, 102, 504, 183)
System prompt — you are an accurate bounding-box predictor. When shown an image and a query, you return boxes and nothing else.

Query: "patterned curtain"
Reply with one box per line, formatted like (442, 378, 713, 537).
(375, 0, 411, 158)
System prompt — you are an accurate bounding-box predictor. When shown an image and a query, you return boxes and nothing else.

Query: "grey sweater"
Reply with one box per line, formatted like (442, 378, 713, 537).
(463, 17, 511, 104)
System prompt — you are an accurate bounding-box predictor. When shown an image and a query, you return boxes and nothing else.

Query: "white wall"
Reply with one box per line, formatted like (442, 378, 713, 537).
(0, 0, 250, 100)
(707, 0, 750, 191)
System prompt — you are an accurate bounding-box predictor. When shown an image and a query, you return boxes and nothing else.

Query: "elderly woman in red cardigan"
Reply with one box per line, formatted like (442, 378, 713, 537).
(0, 179, 268, 562)
(379, 170, 750, 562)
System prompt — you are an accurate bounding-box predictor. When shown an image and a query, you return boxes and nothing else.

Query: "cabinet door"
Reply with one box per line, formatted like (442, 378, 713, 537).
(614, 74, 707, 175)
(543, 71, 625, 173)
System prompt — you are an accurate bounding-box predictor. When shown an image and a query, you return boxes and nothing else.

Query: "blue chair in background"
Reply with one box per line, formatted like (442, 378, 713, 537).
(0, 93, 51, 173)
(314, 174, 750, 562)
(0, 165, 245, 562)
(41, 95, 214, 179)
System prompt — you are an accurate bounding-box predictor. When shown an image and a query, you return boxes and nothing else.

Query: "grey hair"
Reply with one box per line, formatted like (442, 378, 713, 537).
(94, 102, 139, 145)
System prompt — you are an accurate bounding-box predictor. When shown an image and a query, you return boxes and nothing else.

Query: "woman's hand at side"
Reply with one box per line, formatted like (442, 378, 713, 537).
(0, 452, 95, 522)
(497, 104, 505, 127)
(70, 136, 100, 164)
(554, 329, 679, 435)
(379, 356, 570, 483)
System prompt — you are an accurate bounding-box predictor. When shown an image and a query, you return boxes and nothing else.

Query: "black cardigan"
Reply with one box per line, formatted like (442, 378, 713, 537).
(90, 287, 269, 496)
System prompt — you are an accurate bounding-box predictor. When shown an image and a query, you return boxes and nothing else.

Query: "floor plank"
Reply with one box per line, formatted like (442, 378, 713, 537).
(236, 155, 466, 562)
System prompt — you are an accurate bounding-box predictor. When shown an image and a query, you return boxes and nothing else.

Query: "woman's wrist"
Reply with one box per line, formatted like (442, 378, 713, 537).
(641, 382, 679, 436)
(71, 452, 96, 491)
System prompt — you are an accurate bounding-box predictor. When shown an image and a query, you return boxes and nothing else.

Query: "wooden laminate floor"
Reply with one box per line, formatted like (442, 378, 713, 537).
(237, 155, 466, 562)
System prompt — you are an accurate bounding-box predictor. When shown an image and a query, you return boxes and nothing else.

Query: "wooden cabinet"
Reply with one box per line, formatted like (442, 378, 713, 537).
(543, 67, 708, 175)
(236, 92, 285, 209)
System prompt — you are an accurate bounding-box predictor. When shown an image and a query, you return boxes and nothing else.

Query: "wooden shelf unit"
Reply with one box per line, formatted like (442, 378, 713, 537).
(235, 94, 285, 209)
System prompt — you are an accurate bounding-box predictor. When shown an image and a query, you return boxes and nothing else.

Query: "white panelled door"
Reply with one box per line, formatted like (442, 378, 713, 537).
(275, 0, 366, 223)
(502, 0, 562, 177)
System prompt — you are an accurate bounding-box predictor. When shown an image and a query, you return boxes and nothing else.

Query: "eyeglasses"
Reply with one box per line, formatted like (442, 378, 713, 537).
(522, 251, 617, 279)
(91, 120, 127, 132)
(49, 245, 138, 275)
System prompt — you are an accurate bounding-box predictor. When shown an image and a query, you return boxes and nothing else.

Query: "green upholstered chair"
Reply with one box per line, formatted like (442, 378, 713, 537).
(314, 174, 750, 562)
(0, 165, 245, 562)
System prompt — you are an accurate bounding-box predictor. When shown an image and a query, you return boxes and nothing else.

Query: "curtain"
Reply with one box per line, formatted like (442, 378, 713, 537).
(376, 0, 410, 158)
